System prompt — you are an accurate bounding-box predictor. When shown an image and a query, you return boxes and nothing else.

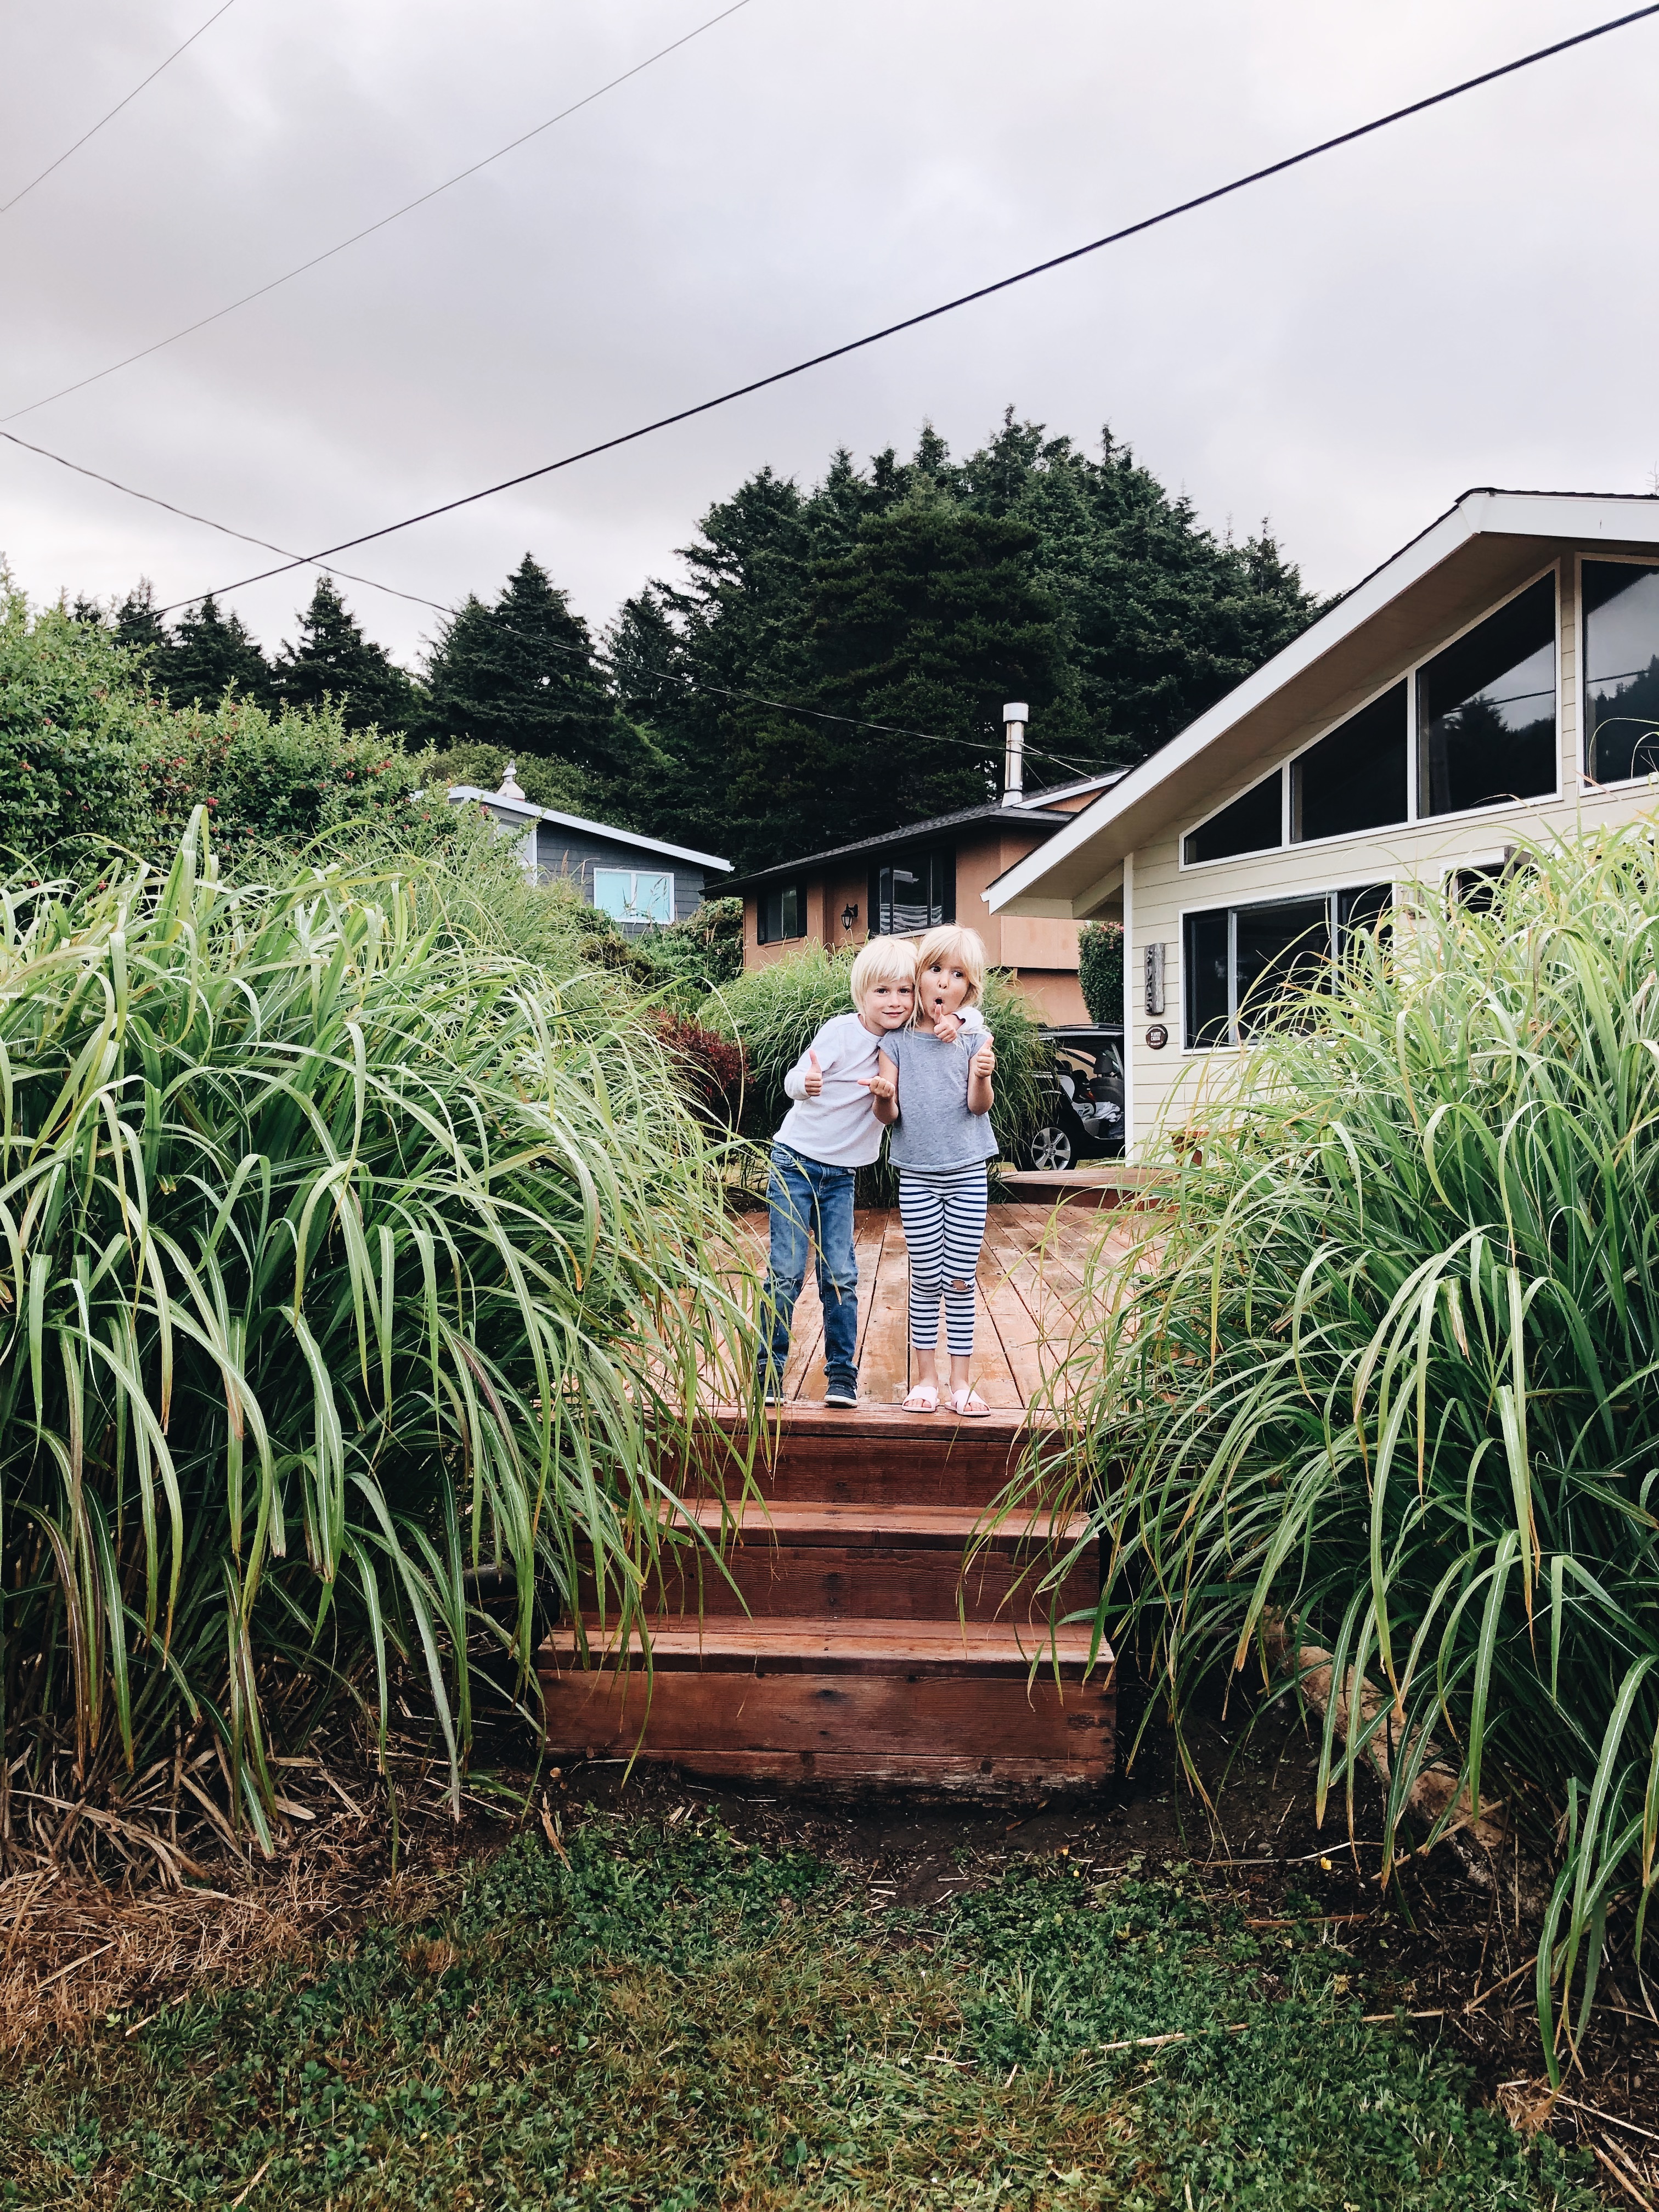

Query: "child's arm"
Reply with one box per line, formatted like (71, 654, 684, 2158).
(932, 1006, 985, 1046)
(967, 1034, 996, 1116)
(868, 1051, 900, 1124)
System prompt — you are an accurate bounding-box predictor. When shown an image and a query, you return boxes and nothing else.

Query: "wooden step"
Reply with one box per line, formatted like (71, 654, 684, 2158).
(540, 1617, 1114, 1797)
(675, 1404, 1064, 1508)
(632, 1501, 1098, 1623)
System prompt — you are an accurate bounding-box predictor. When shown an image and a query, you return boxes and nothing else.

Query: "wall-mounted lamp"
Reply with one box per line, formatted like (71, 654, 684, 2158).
(841, 903, 859, 932)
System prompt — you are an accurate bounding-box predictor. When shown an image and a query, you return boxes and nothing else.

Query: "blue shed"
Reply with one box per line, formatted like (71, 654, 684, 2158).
(448, 770, 730, 931)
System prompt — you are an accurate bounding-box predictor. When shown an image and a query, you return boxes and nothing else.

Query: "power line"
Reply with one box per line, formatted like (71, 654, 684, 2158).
(1, 0, 755, 424)
(0, 0, 242, 219)
(0, 424, 1099, 777)
(151, 0, 1659, 612)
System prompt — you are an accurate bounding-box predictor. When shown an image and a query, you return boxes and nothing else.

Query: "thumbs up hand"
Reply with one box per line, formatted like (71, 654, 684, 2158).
(803, 1049, 823, 1098)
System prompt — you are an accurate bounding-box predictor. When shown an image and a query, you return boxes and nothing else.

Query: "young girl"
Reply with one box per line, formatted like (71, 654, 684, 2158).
(870, 925, 998, 1417)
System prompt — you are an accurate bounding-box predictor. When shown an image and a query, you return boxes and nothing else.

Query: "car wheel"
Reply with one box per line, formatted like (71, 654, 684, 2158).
(1026, 1124, 1075, 1171)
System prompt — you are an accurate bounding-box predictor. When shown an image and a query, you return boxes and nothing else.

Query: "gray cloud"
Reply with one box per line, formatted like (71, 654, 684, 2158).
(1, 0, 1650, 673)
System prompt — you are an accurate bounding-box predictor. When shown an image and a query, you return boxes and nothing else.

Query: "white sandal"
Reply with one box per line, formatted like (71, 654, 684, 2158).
(901, 1383, 939, 1413)
(948, 1386, 991, 1418)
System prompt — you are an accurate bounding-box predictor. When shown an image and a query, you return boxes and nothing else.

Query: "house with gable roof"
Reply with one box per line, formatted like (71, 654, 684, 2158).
(984, 489, 1659, 1155)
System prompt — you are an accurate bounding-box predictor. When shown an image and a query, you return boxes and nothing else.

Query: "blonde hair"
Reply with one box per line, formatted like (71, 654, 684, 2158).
(913, 925, 986, 1011)
(849, 936, 917, 1008)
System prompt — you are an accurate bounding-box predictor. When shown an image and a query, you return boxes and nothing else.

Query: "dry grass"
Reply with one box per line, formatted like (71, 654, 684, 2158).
(0, 1824, 459, 2057)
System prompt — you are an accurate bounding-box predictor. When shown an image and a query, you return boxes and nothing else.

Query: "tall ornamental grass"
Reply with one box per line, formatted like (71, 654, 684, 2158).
(0, 816, 752, 1850)
(1035, 822, 1659, 2073)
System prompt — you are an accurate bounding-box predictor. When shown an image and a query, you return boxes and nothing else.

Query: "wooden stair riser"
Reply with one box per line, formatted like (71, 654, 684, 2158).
(541, 1661, 1114, 1765)
(624, 1542, 1098, 1624)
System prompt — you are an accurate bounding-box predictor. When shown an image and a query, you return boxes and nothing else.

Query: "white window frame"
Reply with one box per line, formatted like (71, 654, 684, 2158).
(1177, 561, 1564, 870)
(594, 866, 674, 925)
(1177, 877, 1396, 1054)
(1577, 551, 1659, 791)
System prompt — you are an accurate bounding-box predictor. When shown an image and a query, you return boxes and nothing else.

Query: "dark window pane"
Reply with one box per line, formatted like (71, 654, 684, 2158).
(875, 847, 953, 934)
(1291, 683, 1408, 842)
(759, 882, 804, 943)
(1234, 898, 1330, 1037)
(1584, 561, 1659, 784)
(1183, 910, 1231, 1047)
(1418, 575, 1557, 816)
(1337, 881, 1392, 949)
(1183, 771, 1282, 864)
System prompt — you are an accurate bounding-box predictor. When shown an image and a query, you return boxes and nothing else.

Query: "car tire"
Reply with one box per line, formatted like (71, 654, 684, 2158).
(1025, 1124, 1075, 1172)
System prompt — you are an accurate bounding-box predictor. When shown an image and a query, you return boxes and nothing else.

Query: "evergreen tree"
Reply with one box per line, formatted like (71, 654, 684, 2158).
(623, 417, 1320, 866)
(271, 577, 419, 730)
(421, 554, 624, 781)
(111, 579, 172, 669)
(169, 593, 272, 706)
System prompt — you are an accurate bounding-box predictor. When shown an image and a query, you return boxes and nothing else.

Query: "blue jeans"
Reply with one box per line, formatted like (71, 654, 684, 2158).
(762, 1144, 858, 1393)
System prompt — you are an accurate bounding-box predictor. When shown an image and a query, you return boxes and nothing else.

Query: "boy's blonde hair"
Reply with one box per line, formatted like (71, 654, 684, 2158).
(849, 936, 917, 1008)
(914, 924, 987, 1010)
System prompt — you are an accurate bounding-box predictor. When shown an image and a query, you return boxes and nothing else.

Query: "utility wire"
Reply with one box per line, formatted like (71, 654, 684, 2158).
(1, 0, 755, 424)
(0, 0, 242, 219)
(150, 0, 1659, 611)
(0, 425, 1099, 776)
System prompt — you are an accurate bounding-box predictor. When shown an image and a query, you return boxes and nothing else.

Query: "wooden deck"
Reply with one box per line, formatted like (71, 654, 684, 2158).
(740, 1200, 1138, 1411)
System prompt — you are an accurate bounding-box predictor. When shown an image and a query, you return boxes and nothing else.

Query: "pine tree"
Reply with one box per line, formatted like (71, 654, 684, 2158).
(420, 555, 623, 781)
(271, 577, 420, 730)
(169, 593, 272, 706)
(111, 579, 172, 669)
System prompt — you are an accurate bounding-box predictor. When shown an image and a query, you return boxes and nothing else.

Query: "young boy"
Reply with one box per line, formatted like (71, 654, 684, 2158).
(762, 939, 979, 1407)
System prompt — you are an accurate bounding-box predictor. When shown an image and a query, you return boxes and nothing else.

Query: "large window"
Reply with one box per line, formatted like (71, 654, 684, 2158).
(1182, 771, 1281, 865)
(757, 881, 804, 944)
(594, 866, 673, 926)
(1584, 561, 1659, 785)
(1183, 884, 1391, 1048)
(873, 847, 953, 935)
(1291, 681, 1408, 843)
(1417, 574, 1556, 817)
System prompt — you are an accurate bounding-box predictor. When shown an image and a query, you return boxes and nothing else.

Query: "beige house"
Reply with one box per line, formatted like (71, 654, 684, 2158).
(985, 489, 1659, 1156)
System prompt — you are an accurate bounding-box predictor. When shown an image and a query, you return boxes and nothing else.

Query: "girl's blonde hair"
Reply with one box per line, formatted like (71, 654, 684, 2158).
(914, 924, 987, 1011)
(849, 936, 917, 1008)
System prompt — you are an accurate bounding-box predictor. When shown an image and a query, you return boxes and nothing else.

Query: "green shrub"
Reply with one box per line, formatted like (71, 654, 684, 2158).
(1077, 919, 1124, 1025)
(139, 692, 432, 853)
(631, 896, 745, 1002)
(703, 945, 1046, 1194)
(0, 578, 155, 860)
(0, 816, 753, 1836)
(416, 740, 593, 817)
(1034, 822, 1659, 2069)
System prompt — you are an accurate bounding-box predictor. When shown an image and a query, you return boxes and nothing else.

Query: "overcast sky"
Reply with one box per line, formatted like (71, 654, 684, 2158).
(2, 0, 1653, 672)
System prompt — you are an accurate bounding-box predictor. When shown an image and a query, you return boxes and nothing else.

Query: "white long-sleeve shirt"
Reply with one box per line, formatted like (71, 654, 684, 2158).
(774, 1007, 984, 1169)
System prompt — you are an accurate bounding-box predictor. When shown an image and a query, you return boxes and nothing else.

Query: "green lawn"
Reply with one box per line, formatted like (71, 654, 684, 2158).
(3, 1814, 1594, 2210)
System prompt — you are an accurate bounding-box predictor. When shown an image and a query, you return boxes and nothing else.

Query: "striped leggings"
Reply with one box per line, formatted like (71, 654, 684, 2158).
(898, 1165, 989, 1358)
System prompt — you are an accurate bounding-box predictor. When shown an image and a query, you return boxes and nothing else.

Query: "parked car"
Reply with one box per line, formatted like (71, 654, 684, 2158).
(1023, 1025, 1125, 1169)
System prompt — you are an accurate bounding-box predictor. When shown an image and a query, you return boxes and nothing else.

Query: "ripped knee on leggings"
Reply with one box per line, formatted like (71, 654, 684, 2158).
(946, 1276, 972, 1295)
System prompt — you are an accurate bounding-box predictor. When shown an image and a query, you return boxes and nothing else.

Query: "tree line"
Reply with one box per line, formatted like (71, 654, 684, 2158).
(78, 411, 1322, 872)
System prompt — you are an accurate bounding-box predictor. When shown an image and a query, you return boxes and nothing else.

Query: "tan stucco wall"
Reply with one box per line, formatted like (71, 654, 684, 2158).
(1121, 549, 1659, 1156)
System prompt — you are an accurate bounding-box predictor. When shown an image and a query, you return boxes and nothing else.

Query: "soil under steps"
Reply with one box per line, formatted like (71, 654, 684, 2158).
(540, 1406, 1115, 1799)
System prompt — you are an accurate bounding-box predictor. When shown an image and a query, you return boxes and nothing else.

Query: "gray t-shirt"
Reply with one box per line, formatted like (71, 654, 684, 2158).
(881, 1025, 998, 1172)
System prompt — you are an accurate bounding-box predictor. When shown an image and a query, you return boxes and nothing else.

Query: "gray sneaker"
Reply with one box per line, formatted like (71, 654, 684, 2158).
(823, 1382, 859, 1408)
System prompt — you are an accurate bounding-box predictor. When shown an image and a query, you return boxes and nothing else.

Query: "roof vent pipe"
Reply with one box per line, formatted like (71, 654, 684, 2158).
(1001, 703, 1029, 806)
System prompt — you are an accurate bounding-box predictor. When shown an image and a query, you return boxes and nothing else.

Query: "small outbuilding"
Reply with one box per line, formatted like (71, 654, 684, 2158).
(448, 768, 731, 930)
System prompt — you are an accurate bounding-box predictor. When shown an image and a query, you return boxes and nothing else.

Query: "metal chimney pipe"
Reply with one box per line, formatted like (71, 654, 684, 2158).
(1001, 702, 1029, 806)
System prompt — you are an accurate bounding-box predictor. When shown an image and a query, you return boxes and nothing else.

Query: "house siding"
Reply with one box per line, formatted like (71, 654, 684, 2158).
(1124, 545, 1659, 1153)
(535, 825, 709, 923)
